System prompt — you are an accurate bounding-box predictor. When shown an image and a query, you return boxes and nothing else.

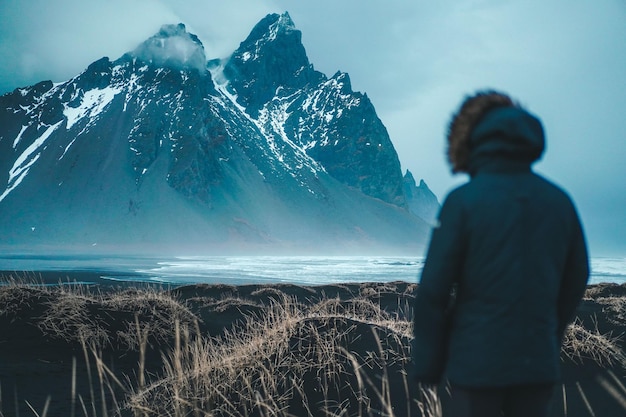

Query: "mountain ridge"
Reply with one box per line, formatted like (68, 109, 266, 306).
(0, 13, 435, 255)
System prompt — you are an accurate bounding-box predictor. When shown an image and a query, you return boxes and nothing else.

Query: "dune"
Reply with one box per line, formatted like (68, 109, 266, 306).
(0, 273, 625, 416)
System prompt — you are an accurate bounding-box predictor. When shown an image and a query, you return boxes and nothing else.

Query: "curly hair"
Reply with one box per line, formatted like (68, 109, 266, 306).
(447, 90, 520, 173)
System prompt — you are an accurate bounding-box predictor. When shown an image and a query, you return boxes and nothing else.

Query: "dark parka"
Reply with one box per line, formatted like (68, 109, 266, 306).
(412, 104, 589, 387)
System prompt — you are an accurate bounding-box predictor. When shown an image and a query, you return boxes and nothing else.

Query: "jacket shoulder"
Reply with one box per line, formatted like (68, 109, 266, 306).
(533, 174, 578, 208)
(436, 183, 472, 219)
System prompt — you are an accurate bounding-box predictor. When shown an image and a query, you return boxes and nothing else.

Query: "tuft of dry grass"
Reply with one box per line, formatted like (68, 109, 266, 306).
(107, 288, 200, 350)
(127, 295, 426, 417)
(24, 283, 202, 350)
(39, 285, 112, 347)
(562, 319, 625, 367)
(596, 296, 626, 325)
(0, 277, 50, 317)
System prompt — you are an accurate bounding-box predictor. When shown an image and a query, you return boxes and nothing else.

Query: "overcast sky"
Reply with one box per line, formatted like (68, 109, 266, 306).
(1, 0, 625, 256)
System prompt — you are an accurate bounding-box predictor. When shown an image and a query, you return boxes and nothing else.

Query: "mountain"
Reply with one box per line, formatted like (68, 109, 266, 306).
(0, 13, 433, 255)
(403, 170, 440, 225)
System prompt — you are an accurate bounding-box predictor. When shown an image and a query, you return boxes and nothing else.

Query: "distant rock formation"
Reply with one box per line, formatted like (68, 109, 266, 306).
(403, 170, 440, 224)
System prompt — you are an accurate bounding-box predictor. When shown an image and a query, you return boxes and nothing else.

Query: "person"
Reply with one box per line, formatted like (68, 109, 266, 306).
(412, 90, 589, 417)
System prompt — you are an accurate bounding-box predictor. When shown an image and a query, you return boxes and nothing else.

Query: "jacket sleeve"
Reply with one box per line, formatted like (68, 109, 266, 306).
(556, 209, 590, 341)
(413, 191, 466, 383)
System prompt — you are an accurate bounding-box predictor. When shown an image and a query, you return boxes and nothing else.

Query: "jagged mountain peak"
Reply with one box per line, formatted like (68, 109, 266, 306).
(245, 12, 297, 45)
(233, 11, 305, 69)
(403, 170, 432, 191)
(222, 12, 324, 117)
(130, 23, 207, 73)
(329, 71, 353, 93)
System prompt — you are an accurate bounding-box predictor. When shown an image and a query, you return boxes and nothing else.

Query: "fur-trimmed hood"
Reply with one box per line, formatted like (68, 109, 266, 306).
(446, 90, 545, 174)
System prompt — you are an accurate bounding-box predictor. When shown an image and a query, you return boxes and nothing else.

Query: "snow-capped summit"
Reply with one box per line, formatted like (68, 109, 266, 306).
(222, 12, 323, 117)
(242, 12, 299, 53)
(0, 13, 434, 254)
(130, 23, 207, 73)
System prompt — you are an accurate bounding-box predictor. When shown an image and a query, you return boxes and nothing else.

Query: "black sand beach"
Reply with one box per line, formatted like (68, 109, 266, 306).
(1, 271, 626, 416)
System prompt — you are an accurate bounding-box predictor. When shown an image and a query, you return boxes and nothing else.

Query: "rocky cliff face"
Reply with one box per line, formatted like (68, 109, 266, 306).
(0, 14, 432, 254)
(218, 13, 406, 207)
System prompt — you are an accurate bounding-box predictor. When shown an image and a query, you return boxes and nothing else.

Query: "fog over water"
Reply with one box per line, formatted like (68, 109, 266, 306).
(0, 255, 623, 286)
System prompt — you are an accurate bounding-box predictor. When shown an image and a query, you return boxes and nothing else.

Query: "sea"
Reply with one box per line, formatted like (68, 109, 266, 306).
(0, 254, 624, 287)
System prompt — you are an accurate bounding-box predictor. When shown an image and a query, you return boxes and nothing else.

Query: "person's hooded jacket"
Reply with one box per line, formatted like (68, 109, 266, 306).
(412, 91, 589, 387)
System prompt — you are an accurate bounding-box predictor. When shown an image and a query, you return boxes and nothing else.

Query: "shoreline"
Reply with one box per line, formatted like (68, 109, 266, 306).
(0, 269, 169, 290)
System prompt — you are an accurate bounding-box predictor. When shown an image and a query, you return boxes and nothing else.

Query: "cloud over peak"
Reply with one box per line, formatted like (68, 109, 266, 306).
(130, 23, 206, 72)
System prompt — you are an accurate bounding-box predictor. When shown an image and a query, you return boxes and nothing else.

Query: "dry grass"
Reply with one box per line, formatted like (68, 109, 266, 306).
(0, 276, 49, 317)
(107, 288, 199, 350)
(39, 285, 112, 347)
(20, 283, 202, 350)
(597, 296, 626, 325)
(561, 319, 625, 367)
(2, 280, 626, 417)
(127, 295, 425, 417)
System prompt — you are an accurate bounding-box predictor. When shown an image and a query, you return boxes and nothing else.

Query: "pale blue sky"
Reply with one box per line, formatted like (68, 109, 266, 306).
(1, 0, 625, 256)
